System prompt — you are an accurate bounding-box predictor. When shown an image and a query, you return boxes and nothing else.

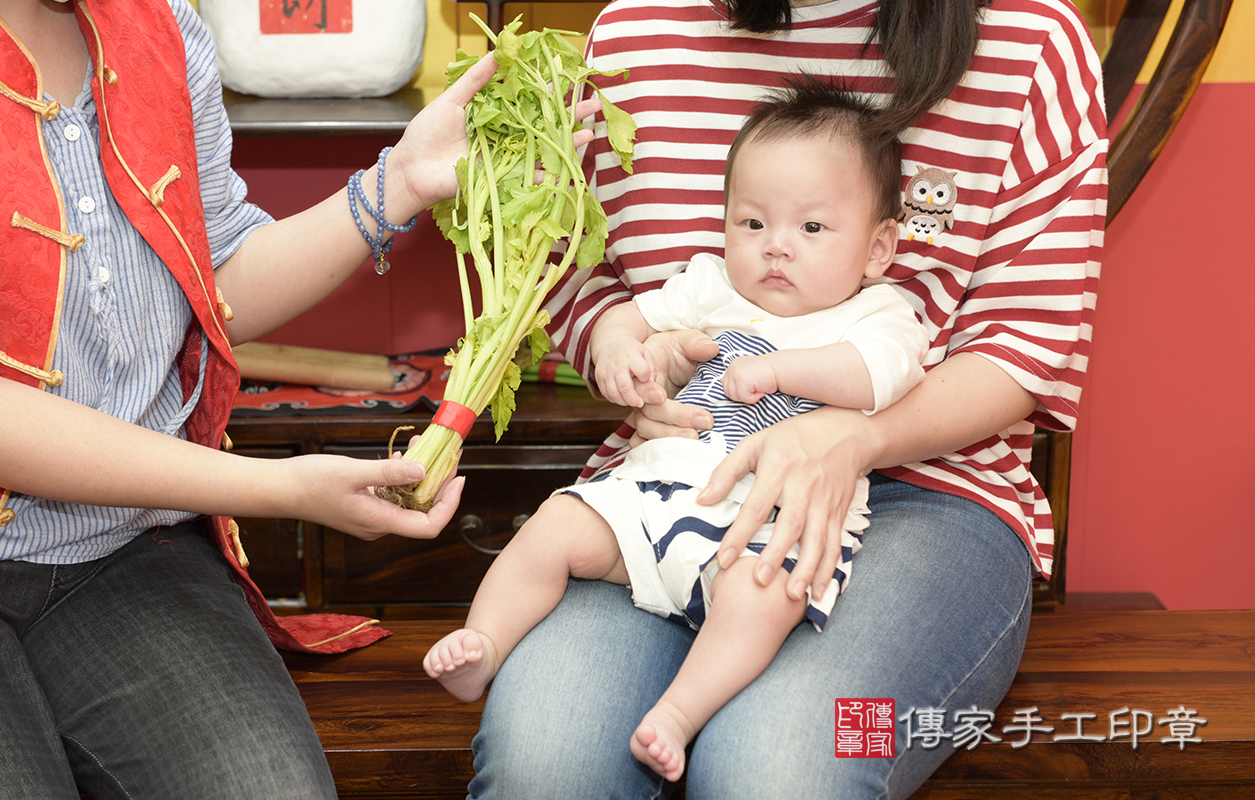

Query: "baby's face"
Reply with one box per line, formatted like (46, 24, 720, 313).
(724, 133, 890, 317)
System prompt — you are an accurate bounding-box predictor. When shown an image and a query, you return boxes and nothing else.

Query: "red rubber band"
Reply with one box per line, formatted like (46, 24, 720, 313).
(431, 400, 477, 439)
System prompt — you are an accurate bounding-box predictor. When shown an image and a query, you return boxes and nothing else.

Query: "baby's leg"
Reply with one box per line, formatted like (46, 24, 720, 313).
(424, 494, 629, 701)
(631, 557, 807, 781)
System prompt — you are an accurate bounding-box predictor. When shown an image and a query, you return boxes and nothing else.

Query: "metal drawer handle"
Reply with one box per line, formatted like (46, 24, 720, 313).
(458, 514, 503, 556)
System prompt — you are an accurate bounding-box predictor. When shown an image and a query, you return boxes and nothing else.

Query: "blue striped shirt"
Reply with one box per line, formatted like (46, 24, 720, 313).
(676, 329, 823, 455)
(1, 0, 273, 563)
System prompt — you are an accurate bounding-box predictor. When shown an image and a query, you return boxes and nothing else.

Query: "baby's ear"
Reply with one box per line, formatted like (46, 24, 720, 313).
(864, 218, 899, 279)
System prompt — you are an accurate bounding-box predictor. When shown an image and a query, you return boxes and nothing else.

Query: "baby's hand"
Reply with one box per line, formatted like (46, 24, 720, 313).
(722, 355, 779, 404)
(595, 338, 658, 408)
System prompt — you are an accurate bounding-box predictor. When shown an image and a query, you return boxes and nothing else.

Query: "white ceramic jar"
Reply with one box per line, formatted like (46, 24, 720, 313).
(199, 0, 426, 98)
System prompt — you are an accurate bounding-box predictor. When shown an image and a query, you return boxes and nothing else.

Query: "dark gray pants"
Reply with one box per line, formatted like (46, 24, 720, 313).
(0, 521, 337, 800)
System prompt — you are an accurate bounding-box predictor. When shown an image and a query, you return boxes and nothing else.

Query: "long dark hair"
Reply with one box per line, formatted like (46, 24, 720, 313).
(722, 0, 990, 137)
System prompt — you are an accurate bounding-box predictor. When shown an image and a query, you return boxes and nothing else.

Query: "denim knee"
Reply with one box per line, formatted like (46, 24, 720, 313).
(14, 525, 337, 800)
(686, 479, 1034, 800)
(470, 580, 693, 800)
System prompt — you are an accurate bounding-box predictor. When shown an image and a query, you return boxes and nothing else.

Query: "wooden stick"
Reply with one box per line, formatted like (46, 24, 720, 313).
(232, 342, 396, 392)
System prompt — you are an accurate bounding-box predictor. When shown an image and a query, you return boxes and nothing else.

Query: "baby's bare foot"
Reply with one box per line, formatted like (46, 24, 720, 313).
(630, 699, 696, 782)
(422, 628, 499, 702)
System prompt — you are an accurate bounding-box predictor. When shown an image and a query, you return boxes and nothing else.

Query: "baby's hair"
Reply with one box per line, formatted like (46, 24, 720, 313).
(725, 73, 902, 223)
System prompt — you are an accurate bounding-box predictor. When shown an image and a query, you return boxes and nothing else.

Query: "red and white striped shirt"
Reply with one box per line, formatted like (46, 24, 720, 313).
(546, 0, 1107, 577)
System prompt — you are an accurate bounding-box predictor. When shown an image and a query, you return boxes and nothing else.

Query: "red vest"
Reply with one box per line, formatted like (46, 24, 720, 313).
(0, 0, 384, 653)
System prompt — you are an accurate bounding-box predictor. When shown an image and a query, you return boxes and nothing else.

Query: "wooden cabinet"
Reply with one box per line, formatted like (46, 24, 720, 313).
(226, 382, 624, 618)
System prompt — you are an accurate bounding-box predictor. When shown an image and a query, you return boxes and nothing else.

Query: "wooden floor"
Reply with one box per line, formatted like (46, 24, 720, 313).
(282, 603, 1255, 799)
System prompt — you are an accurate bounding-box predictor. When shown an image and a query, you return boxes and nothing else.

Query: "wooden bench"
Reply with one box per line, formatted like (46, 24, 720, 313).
(284, 605, 1255, 799)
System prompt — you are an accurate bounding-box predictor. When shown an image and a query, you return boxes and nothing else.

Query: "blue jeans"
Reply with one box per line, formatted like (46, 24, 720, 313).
(0, 521, 336, 800)
(469, 474, 1034, 799)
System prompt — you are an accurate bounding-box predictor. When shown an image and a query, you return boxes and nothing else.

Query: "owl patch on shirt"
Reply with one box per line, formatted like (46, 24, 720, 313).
(899, 167, 958, 245)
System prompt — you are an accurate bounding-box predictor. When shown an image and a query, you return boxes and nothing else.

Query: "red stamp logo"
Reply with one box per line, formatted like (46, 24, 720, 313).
(260, 0, 353, 34)
(835, 698, 896, 758)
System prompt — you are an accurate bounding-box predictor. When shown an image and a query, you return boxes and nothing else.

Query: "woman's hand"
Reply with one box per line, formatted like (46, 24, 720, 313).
(286, 454, 465, 542)
(387, 53, 497, 215)
(698, 406, 874, 602)
(624, 329, 719, 445)
(388, 53, 601, 219)
(698, 352, 1041, 602)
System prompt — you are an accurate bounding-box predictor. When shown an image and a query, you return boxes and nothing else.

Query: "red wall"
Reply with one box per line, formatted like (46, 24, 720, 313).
(1068, 80, 1255, 610)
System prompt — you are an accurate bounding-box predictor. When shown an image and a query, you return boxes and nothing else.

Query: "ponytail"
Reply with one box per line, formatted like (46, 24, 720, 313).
(874, 0, 989, 137)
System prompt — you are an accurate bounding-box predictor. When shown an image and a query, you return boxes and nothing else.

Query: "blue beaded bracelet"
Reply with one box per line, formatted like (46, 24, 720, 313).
(349, 146, 419, 275)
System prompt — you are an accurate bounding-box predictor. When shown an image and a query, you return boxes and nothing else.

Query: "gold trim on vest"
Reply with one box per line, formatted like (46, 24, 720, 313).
(0, 79, 60, 119)
(11, 212, 85, 251)
(148, 164, 181, 207)
(0, 349, 65, 386)
(226, 518, 248, 567)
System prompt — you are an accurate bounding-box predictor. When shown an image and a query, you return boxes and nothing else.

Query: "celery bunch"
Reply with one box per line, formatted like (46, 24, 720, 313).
(378, 17, 635, 511)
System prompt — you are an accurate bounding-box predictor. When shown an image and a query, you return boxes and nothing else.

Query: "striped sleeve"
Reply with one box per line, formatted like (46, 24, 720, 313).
(946, 3, 1106, 432)
(545, 0, 773, 377)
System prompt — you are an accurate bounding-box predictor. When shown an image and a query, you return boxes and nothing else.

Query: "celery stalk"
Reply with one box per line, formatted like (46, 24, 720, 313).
(377, 16, 635, 511)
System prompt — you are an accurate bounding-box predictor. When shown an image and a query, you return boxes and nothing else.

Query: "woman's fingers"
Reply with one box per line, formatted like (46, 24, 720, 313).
(701, 410, 866, 598)
(574, 97, 602, 123)
(627, 399, 712, 446)
(811, 516, 849, 601)
(644, 329, 719, 398)
(442, 52, 499, 107)
(775, 497, 832, 600)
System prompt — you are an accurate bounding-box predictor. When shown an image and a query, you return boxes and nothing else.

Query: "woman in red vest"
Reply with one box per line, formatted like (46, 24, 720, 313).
(0, 0, 540, 797)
